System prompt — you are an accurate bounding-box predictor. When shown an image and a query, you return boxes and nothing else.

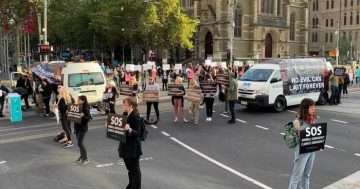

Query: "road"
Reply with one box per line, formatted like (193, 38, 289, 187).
(0, 100, 359, 189)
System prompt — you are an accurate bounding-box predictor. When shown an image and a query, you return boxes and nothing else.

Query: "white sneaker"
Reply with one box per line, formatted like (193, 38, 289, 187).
(209, 117, 212, 121)
(206, 117, 210, 121)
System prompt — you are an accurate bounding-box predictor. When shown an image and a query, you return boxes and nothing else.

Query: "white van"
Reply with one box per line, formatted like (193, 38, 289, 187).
(238, 58, 331, 112)
(61, 62, 106, 104)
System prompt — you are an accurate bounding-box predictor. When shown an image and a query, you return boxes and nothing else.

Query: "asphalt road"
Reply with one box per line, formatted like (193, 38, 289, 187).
(0, 100, 359, 189)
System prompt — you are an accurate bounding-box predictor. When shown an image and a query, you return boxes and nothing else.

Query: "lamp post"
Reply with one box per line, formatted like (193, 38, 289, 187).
(229, 0, 236, 67)
(336, 20, 340, 67)
(44, 0, 48, 62)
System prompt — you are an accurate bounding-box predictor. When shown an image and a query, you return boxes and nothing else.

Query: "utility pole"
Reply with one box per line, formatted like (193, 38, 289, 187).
(336, 20, 340, 67)
(44, 0, 48, 62)
(37, 12, 42, 62)
(229, 0, 235, 68)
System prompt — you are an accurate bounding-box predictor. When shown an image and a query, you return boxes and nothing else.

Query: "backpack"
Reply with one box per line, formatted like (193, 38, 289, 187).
(283, 121, 300, 149)
(140, 117, 148, 141)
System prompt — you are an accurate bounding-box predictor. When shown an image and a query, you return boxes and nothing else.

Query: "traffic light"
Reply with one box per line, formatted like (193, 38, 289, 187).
(39, 45, 51, 53)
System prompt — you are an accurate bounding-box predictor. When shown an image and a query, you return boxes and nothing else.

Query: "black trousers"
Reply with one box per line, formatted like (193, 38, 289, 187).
(21, 94, 30, 109)
(146, 102, 159, 120)
(76, 131, 87, 160)
(162, 79, 168, 91)
(229, 100, 236, 121)
(43, 97, 50, 114)
(124, 157, 141, 189)
(204, 97, 214, 117)
(0, 96, 4, 115)
(61, 114, 72, 141)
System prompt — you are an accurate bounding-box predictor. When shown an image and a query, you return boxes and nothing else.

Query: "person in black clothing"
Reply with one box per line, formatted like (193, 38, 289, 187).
(145, 77, 160, 124)
(74, 95, 91, 165)
(102, 82, 118, 114)
(13, 87, 30, 110)
(118, 97, 142, 189)
(41, 79, 52, 116)
(57, 87, 75, 148)
(0, 82, 9, 117)
(161, 70, 169, 91)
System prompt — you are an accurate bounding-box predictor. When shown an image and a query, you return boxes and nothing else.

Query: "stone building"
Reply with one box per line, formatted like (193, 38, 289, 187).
(182, 0, 309, 61)
(309, 0, 360, 61)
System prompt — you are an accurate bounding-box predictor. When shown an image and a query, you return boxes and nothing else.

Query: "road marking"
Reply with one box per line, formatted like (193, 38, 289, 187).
(236, 119, 247, 123)
(170, 137, 272, 189)
(287, 110, 297, 114)
(331, 119, 348, 124)
(280, 133, 285, 135)
(150, 125, 158, 129)
(0, 161, 6, 165)
(96, 163, 114, 168)
(325, 145, 334, 149)
(255, 125, 269, 130)
(220, 114, 229, 118)
(355, 153, 360, 157)
(161, 131, 170, 137)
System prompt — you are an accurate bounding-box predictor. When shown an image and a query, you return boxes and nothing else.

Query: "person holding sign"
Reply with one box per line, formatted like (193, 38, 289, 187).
(171, 77, 188, 123)
(161, 69, 169, 91)
(227, 72, 238, 124)
(130, 76, 139, 102)
(74, 96, 91, 165)
(118, 97, 142, 189)
(203, 74, 216, 122)
(189, 79, 201, 125)
(288, 99, 318, 189)
(103, 81, 119, 114)
(57, 87, 75, 148)
(145, 77, 160, 124)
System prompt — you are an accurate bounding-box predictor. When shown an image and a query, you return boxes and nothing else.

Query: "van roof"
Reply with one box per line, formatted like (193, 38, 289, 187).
(63, 62, 102, 72)
(260, 58, 327, 65)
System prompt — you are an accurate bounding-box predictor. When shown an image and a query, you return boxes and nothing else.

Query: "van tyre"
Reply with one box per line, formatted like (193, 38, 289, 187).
(273, 96, 286, 112)
(317, 93, 328, 105)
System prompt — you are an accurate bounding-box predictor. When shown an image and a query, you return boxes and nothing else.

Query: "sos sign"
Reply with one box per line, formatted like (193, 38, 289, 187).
(106, 114, 127, 142)
(300, 123, 327, 154)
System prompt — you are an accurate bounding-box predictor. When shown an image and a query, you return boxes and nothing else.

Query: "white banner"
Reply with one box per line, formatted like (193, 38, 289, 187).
(126, 64, 135, 71)
(175, 64, 182, 70)
(205, 59, 212, 66)
(134, 65, 142, 71)
(234, 61, 243, 67)
(143, 63, 151, 70)
(220, 62, 227, 69)
(163, 64, 170, 71)
(211, 62, 218, 67)
(147, 61, 156, 68)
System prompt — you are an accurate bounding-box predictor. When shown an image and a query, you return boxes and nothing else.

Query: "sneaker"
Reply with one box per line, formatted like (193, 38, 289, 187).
(64, 143, 74, 148)
(173, 118, 178, 123)
(206, 117, 210, 121)
(76, 157, 83, 163)
(183, 119, 189, 123)
(228, 120, 236, 124)
(81, 159, 90, 165)
(209, 117, 212, 121)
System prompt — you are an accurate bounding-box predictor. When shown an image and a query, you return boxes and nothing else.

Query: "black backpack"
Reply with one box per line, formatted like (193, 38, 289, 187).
(140, 117, 148, 141)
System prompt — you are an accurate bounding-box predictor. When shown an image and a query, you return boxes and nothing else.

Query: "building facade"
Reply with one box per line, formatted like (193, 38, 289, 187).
(309, 0, 360, 61)
(182, 0, 309, 61)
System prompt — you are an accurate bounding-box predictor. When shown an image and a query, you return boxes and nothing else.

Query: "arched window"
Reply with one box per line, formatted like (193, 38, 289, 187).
(234, 7, 242, 38)
(261, 0, 273, 14)
(331, 0, 335, 8)
(344, 13, 347, 25)
(350, 12, 353, 25)
(326, 0, 330, 9)
(290, 14, 296, 41)
(357, 12, 359, 24)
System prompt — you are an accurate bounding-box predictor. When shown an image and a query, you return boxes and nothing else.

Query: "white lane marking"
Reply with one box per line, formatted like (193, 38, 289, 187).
(236, 119, 247, 123)
(96, 163, 114, 168)
(331, 119, 348, 124)
(220, 114, 229, 118)
(255, 125, 269, 130)
(280, 133, 285, 135)
(355, 153, 360, 157)
(0, 161, 6, 165)
(170, 137, 272, 189)
(161, 131, 170, 137)
(150, 125, 158, 129)
(334, 147, 347, 152)
(287, 110, 297, 114)
(325, 145, 334, 149)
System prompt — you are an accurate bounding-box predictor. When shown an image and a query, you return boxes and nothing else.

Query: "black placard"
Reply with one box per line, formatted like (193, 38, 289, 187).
(217, 73, 229, 87)
(200, 82, 217, 93)
(119, 85, 134, 96)
(299, 123, 327, 154)
(168, 84, 185, 96)
(106, 114, 127, 142)
(188, 88, 202, 103)
(143, 90, 159, 102)
(67, 104, 83, 124)
(334, 68, 346, 76)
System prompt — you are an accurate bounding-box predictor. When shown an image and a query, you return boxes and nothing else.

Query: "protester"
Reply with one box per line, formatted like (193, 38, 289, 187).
(41, 79, 53, 116)
(118, 97, 142, 189)
(189, 79, 201, 125)
(13, 86, 30, 111)
(103, 81, 118, 114)
(125, 71, 131, 85)
(57, 87, 74, 147)
(130, 76, 139, 102)
(203, 74, 216, 122)
(329, 70, 339, 105)
(74, 95, 91, 165)
(145, 77, 160, 124)
(227, 72, 238, 124)
(162, 70, 169, 91)
(336, 73, 345, 104)
(288, 98, 318, 189)
(151, 66, 157, 82)
(355, 66, 360, 86)
(0, 81, 9, 117)
(343, 71, 350, 98)
(141, 70, 148, 91)
(187, 64, 195, 89)
(172, 77, 188, 123)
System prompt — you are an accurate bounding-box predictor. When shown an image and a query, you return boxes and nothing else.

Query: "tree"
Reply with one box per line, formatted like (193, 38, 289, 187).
(339, 39, 356, 63)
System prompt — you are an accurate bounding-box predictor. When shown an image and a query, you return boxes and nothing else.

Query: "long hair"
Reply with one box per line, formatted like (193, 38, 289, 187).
(123, 97, 138, 113)
(59, 87, 72, 104)
(298, 98, 316, 122)
(78, 95, 88, 107)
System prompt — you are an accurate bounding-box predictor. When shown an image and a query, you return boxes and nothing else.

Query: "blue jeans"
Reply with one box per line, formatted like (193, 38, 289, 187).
(329, 85, 338, 104)
(288, 147, 316, 189)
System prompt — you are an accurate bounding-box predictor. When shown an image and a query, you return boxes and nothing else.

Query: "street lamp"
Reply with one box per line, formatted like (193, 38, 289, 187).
(336, 20, 340, 67)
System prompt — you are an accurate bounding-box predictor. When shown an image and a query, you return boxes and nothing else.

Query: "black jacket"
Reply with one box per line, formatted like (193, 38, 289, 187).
(118, 111, 143, 158)
(0, 85, 9, 94)
(74, 104, 91, 133)
(42, 84, 52, 98)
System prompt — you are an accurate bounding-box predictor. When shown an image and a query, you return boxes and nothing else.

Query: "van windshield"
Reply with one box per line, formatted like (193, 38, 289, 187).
(240, 69, 274, 82)
(68, 72, 104, 87)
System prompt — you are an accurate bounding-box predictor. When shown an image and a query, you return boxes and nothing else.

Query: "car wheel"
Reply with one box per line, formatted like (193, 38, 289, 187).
(273, 96, 286, 112)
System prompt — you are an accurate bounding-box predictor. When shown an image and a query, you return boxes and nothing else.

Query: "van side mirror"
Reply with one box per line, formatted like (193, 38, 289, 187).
(270, 78, 280, 83)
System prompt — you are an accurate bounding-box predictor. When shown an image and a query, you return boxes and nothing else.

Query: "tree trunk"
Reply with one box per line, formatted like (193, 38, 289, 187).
(16, 26, 21, 66)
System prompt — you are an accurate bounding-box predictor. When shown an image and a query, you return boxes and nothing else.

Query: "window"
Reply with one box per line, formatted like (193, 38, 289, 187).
(331, 19, 334, 27)
(357, 12, 359, 24)
(316, 18, 319, 28)
(68, 72, 105, 87)
(358, 0, 360, 5)
(326, 0, 330, 9)
(350, 13, 353, 25)
(344, 13, 347, 25)
(325, 33, 329, 42)
(351, 0, 354, 6)
(312, 33, 319, 42)
(290, 13, 296, 41)
(326, 19, 329, 27)
(312, 0, 319, 11)
(277, 0, 281, 16)
(261, 0, 273, 14)
(272, 71, 282, 81)
(330, 33, 334, 42)
(312, 17, 319, 28)
(345, 0, 348, 7)
(240, 69, 274, 82)
(234, 7, 242, 38)
(331, 0, 335, 8)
